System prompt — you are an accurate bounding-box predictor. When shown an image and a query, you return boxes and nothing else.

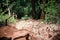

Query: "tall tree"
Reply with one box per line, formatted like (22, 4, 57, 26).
(31, 0, 36, 19)
(40, 0, 45, 20)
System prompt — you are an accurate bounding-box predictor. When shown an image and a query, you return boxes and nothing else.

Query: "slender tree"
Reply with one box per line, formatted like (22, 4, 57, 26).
(40, 0, 45, 20)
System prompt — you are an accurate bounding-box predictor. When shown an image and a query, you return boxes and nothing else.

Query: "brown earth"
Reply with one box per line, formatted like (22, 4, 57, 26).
(0, 19, 60, 40)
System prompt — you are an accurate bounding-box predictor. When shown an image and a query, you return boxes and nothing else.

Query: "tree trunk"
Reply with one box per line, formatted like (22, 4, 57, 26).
(38, 0, 41, 19)
(40, 0, 45, 20)
(31, 0, 36, 19)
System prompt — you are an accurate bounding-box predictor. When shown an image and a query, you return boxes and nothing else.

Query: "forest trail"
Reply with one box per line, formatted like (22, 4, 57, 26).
(0, 19, 60, 40)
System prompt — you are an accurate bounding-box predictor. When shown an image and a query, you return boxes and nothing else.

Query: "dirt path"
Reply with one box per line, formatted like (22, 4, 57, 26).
(0, 19, 60, 40)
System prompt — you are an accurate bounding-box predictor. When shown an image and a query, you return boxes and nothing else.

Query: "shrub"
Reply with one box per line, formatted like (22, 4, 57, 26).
(0, 14, 17, 25)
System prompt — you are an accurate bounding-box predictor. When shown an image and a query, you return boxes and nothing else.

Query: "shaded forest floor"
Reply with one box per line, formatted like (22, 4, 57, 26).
(0, 19, 60, 40)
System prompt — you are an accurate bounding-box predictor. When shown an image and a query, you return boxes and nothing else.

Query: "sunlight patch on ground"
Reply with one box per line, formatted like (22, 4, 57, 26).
(16, 20, 33, 30)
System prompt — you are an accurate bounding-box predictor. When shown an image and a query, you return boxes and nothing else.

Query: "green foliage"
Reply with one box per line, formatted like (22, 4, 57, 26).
(0, 14, 17, 25)
(21, 15, 31, 20)
(8, 16, 17, 23)
(12, 0, 32, 19)
(0, 14, 8, 25)
(11, 0, 41, 19)
(23, 5, 32, 15)
(0, 14, 8, 22)
(44, 0, 60, 24)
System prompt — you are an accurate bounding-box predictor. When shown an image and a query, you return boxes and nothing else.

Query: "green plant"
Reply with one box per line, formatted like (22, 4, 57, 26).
(44, 0, 59, 24)
(8, 16, 17, 23)
(0, 14, 9, 22)
(0, 14, 17, 25)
